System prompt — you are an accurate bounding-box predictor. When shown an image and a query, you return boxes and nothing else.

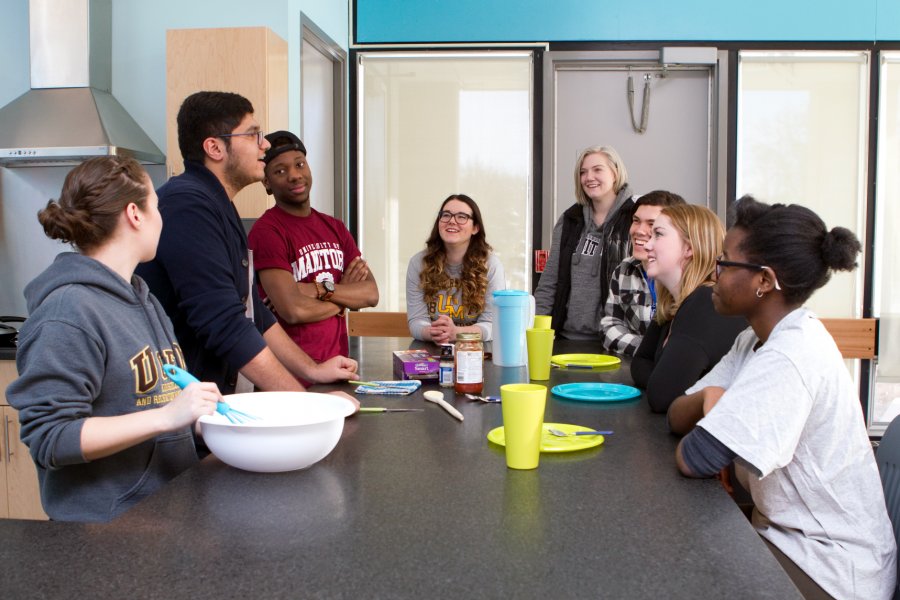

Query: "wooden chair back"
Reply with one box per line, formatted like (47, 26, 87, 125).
(820, 318, 878, 360)
(346, 311, 410, 337)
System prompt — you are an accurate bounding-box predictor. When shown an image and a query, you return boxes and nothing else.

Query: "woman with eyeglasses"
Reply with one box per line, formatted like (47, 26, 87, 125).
(668, 196, 896, 600)
(630, 204, 748, 413)
(406, 194, 505, 344)
(534, 146, 636, 340)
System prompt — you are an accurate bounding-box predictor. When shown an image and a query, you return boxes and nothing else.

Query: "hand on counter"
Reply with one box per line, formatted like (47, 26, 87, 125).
(310, 354, 359, 384)
(328, 390, 360, 413)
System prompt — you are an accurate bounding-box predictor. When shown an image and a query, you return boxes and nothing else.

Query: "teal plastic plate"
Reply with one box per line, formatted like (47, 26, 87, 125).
(551, 382, 641, 402)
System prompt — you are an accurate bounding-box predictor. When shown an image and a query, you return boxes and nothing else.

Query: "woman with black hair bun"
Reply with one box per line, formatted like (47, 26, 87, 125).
(669, 195, 896, 599)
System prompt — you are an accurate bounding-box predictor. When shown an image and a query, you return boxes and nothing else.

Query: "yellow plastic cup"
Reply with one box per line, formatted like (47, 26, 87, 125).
(526, 328, 555, 381)
(500, 383, 547, 470)
(533, 315, 552, 329)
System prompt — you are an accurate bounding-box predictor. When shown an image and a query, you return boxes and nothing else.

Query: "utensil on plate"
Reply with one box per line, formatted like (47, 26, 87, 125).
(163, 364, 259, 424)
(465, 393, 501, 403)
(358, 407, 424, 413)
(423, 390, 464, 421)
(547, 427, 613, 437)
(550, 353, 621, 369)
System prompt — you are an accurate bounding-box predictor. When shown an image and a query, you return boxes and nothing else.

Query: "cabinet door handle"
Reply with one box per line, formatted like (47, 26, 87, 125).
(3, 414, 10, 463)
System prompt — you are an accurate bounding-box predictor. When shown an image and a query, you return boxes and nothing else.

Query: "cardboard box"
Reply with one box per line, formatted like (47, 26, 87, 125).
(393, 349, 439, 381)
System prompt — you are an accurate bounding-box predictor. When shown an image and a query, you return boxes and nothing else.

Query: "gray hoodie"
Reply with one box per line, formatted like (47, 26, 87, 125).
(535, 185, 635, 339)
(7, 252, 197, 522)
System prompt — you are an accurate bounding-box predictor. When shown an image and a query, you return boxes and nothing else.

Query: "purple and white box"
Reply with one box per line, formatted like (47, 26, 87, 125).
(392, 349, 440, 381)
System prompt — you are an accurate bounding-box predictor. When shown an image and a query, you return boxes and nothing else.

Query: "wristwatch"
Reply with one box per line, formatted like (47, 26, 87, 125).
(318, 280, 335, 301)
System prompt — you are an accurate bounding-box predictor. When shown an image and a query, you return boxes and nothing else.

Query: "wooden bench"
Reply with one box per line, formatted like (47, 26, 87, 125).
(346, 311, 410, 337)
(820, 318, 878, 360)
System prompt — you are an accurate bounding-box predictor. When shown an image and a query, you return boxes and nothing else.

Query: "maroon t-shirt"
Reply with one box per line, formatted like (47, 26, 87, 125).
(248, 206, 361, 368)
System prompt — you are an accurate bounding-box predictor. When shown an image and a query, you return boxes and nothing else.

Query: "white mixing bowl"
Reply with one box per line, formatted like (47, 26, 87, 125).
(198, 392, 356, 472)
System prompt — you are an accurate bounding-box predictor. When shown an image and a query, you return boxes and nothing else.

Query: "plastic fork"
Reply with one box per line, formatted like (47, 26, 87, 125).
(465, 393, 501, 403)
(162, 364, 259, 424)
(547, 427, 613, 437)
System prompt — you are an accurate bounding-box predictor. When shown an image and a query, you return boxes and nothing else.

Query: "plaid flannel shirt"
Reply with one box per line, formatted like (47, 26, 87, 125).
(599, 257, 653, 356)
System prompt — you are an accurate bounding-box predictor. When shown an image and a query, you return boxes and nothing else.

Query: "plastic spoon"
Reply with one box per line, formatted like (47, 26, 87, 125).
(423, 390, 464, 422)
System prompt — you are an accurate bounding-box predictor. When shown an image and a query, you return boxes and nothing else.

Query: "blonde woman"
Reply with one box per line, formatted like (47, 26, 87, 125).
(630, 204, 747, 413)
(534, 146, 635, 339)
(406, 194, 505, 344)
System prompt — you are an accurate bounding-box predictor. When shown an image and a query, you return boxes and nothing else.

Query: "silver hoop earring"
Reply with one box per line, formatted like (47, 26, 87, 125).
(755, 288, 764, 298)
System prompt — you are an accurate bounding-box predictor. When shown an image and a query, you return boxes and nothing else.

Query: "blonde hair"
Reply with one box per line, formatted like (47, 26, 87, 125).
(573, 146, 629, 206)
(654, 204, 724, 323)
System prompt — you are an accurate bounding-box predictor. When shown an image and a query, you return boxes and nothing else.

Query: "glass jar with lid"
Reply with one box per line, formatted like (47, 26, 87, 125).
(454, 332, 484, 394)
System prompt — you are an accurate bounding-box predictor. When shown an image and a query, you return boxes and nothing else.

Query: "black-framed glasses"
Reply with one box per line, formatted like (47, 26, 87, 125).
(217, 130, 265, 146)
(715, 256, 782, 290)
(439, 211, 472, 225)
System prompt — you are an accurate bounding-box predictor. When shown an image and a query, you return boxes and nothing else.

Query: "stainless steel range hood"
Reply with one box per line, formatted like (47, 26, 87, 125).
(0, 0, 165, 167)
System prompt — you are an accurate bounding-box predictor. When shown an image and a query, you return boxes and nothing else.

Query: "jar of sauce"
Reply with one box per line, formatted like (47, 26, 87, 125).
(454, 332, 483, 394)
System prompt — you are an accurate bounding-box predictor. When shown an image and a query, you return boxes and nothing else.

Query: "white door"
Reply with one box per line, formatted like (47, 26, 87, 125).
(299, 15, 346, 219)
(544, 51, 725, 246)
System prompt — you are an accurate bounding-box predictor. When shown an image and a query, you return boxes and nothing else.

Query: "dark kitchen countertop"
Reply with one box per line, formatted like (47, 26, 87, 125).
(0, 337, 801, 598)
(0, 346, 16, 360)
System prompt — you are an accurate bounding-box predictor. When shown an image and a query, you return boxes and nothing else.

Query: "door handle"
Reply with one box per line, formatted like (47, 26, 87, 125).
(3, 414, 10, 463)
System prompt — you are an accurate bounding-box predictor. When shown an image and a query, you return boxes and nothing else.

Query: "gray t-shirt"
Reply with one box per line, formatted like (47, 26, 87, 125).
(691, 308, 896, 599)
(405, 251, 505, 341)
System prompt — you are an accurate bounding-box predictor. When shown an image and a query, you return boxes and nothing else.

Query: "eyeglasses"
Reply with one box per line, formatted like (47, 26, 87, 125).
(217, 130, 266, 146)
(715, 256, 783, 290)
(439, 211, 473, 225)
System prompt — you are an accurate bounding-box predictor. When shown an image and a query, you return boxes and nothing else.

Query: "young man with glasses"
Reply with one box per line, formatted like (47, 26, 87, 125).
(137, 92, 359, 398)
(248, 131, 378, 378)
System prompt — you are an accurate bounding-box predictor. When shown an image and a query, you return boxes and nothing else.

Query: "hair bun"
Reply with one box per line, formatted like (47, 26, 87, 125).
(821, 226, 861, 272)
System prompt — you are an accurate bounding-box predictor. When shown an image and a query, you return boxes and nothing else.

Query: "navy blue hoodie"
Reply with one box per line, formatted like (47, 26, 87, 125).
(7, 253, 198, 522)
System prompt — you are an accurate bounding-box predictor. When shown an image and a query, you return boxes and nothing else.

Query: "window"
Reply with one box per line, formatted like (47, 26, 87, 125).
(357, 51, 534, 311)
(737, 51, 869, 319)
(873, 51, 900, 428)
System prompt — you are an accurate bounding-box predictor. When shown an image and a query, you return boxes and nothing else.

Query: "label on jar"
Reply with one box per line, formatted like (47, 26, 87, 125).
(455, 350, 483, 384)
(439, 362, 454, 387)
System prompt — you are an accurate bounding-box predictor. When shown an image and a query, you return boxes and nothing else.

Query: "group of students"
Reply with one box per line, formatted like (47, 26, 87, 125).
(3, 89, 896, 596)
(414, 145, 897, 598)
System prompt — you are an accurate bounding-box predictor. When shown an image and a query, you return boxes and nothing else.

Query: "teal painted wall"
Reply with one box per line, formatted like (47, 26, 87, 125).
(355, 0, 898, 43)
(0, 0, 349, 154)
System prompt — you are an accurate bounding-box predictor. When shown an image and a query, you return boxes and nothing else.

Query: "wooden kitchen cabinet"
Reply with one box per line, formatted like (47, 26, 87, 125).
(166, 27, 289, 218)
(0, 360, 48, 520)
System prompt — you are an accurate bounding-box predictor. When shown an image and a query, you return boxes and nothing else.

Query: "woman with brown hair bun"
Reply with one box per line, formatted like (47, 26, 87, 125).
(406, 194, 505, 344)
(7, 156, 222, 522)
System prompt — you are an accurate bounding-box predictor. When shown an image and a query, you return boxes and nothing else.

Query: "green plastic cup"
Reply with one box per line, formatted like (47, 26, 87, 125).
(500, 383, 547, 469)
(533, 315, 552, 329)
(526, 328, 555, 381)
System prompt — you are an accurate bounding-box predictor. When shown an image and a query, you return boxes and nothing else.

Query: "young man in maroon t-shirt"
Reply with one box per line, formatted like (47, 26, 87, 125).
(248, 131, 378, 379)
